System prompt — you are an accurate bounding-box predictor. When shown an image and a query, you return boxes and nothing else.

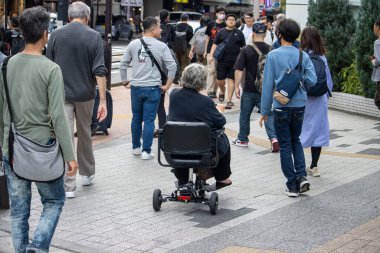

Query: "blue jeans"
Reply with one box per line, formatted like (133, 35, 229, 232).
(274, 107, 306, 190)
(5, 161, 65, 253)
(131, 86, 161, 153)
(238, 92, 276, 142)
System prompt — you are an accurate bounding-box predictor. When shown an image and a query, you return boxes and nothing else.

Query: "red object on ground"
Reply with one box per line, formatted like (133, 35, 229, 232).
(177, 196, 191, 201)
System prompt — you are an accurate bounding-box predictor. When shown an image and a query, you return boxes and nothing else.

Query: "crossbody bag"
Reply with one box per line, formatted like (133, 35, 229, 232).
(140, 39, 168, 85)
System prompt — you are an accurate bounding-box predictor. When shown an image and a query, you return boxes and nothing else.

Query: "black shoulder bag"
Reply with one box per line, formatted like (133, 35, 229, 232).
(140, 39, 168, 85)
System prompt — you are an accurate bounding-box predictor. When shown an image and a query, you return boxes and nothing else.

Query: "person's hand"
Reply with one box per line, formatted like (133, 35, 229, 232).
(259, 115, 268, 128)
(235, 87, 241, 99)
(97, 101, 108, 122)
(161, 85, 170, 93)
(122, 81, 130, 88)
(67, 160, 78, 177)
(188, 51, 194, 59)
(203, 52, 207, 59)
(216, 103, 225, 113)
(207, 54, 214, 63)
(372, 59, 376, 66)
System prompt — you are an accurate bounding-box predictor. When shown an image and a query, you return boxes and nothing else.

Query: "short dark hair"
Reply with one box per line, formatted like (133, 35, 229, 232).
(244, 12, 253, 18)
(159, 9, 170, 21)
(215, 6, 225, 13)
(300, 26, 325, 55)
(143, 16, 159, 32)
(375, 18, 380, 28)
(19, 6, 49, 44)
(277, 19, 300, 43)
(226, 14, 236, 20)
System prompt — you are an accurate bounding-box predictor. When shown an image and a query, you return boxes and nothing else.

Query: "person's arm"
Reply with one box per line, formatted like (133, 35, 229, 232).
(260, 53, 275, 117)
(45, 32, 55, 61)
(188, 30, 196, 59)
(120, 44, 132, 85)
(209, 44, 217, 63)
(186, 26, 194, 44)
(161, 46, 176, 92)
(203, 35, 210, 58)
(0, 72, 4, 145)
(92, 34, 108, 122)
(208, 99, 226, 129)
(233, 49, 246, 99)
(48, 66, 78, 176)
(372, 40, 380, 67)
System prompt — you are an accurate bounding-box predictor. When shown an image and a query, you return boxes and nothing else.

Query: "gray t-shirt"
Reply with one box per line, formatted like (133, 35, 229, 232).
(120, 36, 177, 87)
(46, 22, 107, 102)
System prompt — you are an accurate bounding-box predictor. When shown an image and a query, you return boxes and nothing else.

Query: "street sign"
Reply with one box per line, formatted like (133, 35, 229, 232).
(121, 0, 143, 7)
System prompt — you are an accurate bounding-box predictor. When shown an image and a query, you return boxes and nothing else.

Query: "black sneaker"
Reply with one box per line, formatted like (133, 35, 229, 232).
(285, 188, 299, 197)
(297, 176, 310, 193)
(208, 92, 217, 98)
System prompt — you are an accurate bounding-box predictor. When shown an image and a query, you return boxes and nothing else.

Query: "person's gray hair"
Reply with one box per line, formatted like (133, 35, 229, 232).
(276, 13, 286, 23)
(68, 1, 90, 20)
(180, 63, 207, 91)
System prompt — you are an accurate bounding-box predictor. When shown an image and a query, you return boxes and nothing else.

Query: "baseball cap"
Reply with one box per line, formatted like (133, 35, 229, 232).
(180, 13, 189, 20)
(252, 21, 267, 34)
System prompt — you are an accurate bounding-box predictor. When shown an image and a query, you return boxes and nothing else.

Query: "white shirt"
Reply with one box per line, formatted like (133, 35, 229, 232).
(242, 24, 253, 45)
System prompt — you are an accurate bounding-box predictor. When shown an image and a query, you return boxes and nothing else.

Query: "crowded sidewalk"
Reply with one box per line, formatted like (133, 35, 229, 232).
(0, 85, 379, 253)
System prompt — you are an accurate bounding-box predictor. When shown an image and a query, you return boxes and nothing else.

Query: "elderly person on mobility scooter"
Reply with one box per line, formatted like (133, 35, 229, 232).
(153, 63, 232, 215)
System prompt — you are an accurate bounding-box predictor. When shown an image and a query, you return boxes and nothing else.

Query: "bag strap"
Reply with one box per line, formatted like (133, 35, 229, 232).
(140, 39, 167, 81)
(296, 49, 303, 70)
(224, 28, 235, 45)
(1, 56, 13, 123)
(248, 43, 263, 57)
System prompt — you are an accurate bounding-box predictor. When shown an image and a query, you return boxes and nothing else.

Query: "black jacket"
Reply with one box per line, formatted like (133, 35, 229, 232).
(167, 88, 229, 155)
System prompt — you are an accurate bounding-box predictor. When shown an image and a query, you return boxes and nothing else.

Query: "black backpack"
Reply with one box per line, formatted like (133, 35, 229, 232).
(173, 25, 189, 54)
(307, 53, 331, 97)
(10, 31, 25, 55)
(159, 23, 170, 44)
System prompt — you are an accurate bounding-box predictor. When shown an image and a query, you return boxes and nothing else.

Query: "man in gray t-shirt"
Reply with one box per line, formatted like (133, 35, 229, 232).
(120, 17, 176, 160)
(46, 2, 108, 198)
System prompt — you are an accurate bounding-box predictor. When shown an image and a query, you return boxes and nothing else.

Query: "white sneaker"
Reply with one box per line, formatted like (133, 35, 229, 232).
(141, 151, 154, 160)
(65, 191, 76, 198)
(306, 167, 320, 177)
(132, 148, 141, 156)
(81, 175, 94, 186)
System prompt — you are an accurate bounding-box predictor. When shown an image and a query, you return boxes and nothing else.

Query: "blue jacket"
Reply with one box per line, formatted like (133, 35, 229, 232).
(261, 46, 317, 116)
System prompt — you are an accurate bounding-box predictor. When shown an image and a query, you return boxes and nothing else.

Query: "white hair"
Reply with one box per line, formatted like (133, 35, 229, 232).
(180, 63, 207, 91)
(68, 2, 90, 20)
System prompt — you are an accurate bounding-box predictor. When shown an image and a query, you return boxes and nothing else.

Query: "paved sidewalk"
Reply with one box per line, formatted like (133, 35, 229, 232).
(0, 87, 379, 253)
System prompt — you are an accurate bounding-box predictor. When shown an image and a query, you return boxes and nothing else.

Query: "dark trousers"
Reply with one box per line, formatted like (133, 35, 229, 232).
(157, 93, 166, 129)
(174, 147, 232, 186)
(375, 82, 380, 111)
(274, 107, 306, 191)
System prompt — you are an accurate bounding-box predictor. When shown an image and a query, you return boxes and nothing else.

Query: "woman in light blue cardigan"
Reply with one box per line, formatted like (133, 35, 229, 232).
(299, 26, 333, 178)
(371, 18, 380, 111)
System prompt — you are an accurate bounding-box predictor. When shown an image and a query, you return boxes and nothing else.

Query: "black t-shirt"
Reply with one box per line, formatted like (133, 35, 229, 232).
(234, 42, 270, 93)
(205, 21, 226, 53)
(214, 28, 245, 65)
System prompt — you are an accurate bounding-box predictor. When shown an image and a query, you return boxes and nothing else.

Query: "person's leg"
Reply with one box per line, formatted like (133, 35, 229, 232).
(216, 64, 227, 100)
(75, 100, 95, 178)
(5, 163, 32, 253)
(28, 177, 65, 252)
(174, 168, 190, 186)
(63, 102, 76, 192)
(157, 92, 166, 129)
(311, 147, 322, 169)
(307, 146, 322, 177)
(236, 92, 255, 143)
(206, 54, 217, 96)
(131, 86, 144, 150)
(274, 109, 298, 192)
(142, 87, 161, 153)
(375, 81, 380, 110)
(217, 79, 226, 98)
(226, 67, 235, 104)
(290, 108, 307, 179)
(289, 108, 309, 192)
(213, 147, 232, 181)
